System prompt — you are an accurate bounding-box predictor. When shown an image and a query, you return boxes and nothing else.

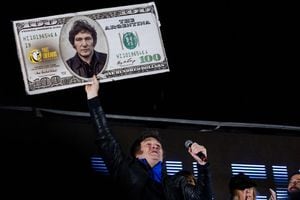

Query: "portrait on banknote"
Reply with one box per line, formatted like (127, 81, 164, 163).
(60, 15, 108, 80)
(13, 2, 169, 95)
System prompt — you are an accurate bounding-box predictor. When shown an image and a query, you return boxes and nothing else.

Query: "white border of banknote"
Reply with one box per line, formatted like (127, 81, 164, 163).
(12, 2, 169, 95)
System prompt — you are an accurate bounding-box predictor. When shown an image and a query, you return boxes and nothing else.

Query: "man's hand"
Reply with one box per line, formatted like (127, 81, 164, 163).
(188, 142, 208, 165)
(85, 75, 99, 99)
(269, 188, 276, 200)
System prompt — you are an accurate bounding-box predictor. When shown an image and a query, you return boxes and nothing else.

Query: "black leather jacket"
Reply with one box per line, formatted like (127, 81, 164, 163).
(288, 191, 300, 200)
(88, 97, 213, 200)
(67, 50, 107, 78)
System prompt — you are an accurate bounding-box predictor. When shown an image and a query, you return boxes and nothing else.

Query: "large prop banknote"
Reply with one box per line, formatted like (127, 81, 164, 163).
(13, 2, 169, 95)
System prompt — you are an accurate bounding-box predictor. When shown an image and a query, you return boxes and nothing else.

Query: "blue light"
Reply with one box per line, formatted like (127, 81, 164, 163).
(165, 160, 183, 175)
(231, 163, 267, 179)
(272, 165, 288, 199)
(90, 156, 109, 175)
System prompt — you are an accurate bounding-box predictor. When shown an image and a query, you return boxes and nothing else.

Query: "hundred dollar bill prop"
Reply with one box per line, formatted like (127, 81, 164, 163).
(13, 2, 169, 95)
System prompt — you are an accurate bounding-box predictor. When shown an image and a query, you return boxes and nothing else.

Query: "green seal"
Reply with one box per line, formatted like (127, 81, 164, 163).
(123, 32, 138, 49)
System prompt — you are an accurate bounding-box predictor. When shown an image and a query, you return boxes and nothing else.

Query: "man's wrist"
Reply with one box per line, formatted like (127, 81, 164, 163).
(87, 93, 98, 99)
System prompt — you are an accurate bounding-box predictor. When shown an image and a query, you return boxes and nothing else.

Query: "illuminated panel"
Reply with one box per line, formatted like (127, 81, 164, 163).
(256, 197, 267, 200)
(231, 163, 267, 179)
(192, 162, 198, 177)
(90, 156, 109, 175)
(91, 157, 183, 176)
(272, 165, 288, 199)
(231, 163, 267, 199)
(165, 161, 183, 175)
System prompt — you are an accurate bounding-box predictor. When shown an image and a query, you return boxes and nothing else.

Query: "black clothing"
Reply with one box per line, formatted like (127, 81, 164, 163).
(88, 97, 213, 200)
(289, 191, 300, 200)
(67, 50, 107, 78)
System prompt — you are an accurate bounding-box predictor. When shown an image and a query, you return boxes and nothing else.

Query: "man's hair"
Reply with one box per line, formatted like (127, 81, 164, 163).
(289, 171, 300, 179)
(130, 129, 163, 158)
(229, 173, 257, 194)
(175, 170, 196, 185)
(68, 19, 97, 47)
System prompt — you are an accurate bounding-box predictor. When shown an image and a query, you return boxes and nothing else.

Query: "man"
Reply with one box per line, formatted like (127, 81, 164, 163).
(85, 75, 213, 200)
(288, 172, 300, 200)
(67, 20, 107, 78)
(229, 173, 257, 200)
(229, 173, 276, 200)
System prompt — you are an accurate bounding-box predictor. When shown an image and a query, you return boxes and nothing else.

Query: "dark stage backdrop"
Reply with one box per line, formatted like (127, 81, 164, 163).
(1, 0, 300, 127)
(1, 108, 299, 199)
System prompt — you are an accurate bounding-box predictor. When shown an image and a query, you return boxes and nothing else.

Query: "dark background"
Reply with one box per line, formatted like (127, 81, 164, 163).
(1, 0, 299, 126)
(1, 108, 299, 199)
(1, 1, 299, 199)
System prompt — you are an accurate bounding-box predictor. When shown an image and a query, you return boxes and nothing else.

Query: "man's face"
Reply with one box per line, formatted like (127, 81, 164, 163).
(73, 31, 94, 58)
(135, 137, 163, 167)
(288, 174, 300, 193)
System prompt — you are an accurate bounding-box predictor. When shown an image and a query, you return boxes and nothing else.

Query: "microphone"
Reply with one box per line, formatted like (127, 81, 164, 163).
(184, 140, 208, 162)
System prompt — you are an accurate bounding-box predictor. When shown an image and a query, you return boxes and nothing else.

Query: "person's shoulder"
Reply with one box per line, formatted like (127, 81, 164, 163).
(94, 51, 107, 63)
(66, 58, 71, 64)
(95, 50, 107, 57)
(163, 174, 184, 187)
(66, 55, 77, 67)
